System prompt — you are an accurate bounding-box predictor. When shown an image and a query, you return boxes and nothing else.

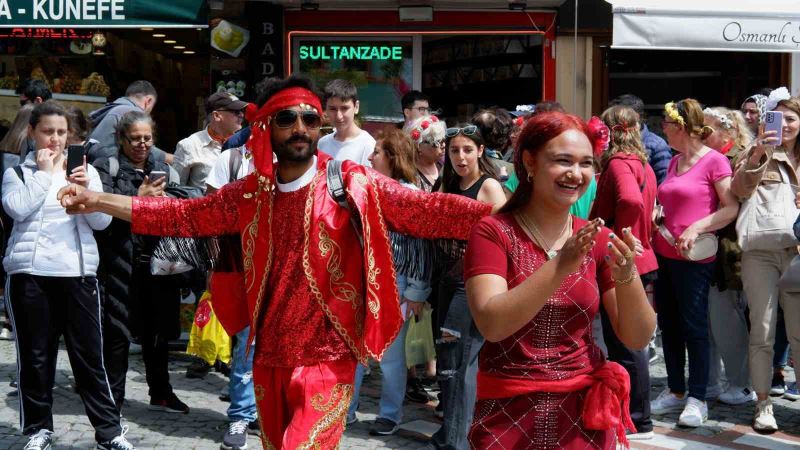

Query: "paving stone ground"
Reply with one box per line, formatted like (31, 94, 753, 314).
(1, 339, 800, 449)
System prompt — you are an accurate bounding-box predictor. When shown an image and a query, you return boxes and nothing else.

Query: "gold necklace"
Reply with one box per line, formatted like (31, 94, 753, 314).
(517, 212, 572, 260)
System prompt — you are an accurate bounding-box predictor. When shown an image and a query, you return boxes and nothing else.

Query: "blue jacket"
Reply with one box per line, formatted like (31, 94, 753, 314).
(223, 127, 251, 151)
(641, 124, 672, 185)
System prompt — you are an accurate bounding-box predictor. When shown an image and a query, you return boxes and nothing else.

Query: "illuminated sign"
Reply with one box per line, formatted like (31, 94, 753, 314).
(0, 27, 92, 38)
(299, 45, 403, 61)
(0, 0, 207, 27)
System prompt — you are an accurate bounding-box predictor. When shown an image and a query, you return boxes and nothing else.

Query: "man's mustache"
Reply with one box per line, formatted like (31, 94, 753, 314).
(285, 135, 313, 145)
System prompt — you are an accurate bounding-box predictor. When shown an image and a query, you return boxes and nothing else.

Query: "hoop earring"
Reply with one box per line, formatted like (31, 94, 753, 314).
(527, 172, 533, 182)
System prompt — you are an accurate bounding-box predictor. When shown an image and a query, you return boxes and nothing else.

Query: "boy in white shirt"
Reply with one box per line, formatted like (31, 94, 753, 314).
(317, 79, 374, 167)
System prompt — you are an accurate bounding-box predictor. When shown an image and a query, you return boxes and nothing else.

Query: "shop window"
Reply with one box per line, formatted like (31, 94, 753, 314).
(422, 34, 543, 123)
(294, 38, 413, 122)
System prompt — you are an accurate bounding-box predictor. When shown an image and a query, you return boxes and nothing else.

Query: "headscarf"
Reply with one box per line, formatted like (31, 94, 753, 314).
(244, 87, 323, 181)
(741, 94, 768, 124)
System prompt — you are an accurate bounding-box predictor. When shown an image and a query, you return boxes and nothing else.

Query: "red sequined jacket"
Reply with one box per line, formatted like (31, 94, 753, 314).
(131, 157, 492, 362)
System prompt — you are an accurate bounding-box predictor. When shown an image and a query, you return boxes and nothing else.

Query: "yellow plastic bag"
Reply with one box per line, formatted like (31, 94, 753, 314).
(186, 291, 231, 366)
(405, 305, 436, 368)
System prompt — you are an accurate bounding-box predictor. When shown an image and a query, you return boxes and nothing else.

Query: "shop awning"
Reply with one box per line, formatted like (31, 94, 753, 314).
(607, 0, 800, 52)
(0, 0, 208, 28)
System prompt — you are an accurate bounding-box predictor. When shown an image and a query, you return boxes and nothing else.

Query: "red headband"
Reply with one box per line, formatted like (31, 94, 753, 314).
(245, 87, 323, 179)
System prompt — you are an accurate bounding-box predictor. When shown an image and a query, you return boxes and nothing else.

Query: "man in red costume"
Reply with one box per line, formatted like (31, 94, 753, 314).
(57, 75, 492, 449)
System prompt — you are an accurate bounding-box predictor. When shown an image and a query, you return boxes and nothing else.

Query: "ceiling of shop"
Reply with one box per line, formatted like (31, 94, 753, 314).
(270, 0, 567, 9)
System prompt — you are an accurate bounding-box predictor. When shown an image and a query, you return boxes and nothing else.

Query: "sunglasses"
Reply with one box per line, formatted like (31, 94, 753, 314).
(272, 109, 322, 129)
(445, 125, 478, 138)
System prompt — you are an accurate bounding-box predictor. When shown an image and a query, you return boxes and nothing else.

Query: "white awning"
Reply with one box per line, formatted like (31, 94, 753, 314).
(607, 0, 800, 52)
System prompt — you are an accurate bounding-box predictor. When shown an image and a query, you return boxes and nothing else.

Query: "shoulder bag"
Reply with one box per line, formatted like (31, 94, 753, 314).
(736, 163, 799, 251)
(654, 204, 718, 261)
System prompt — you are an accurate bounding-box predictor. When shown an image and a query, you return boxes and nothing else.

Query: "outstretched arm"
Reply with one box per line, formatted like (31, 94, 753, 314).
(59, 180, 243, 237)
(372, 172, 493, 240)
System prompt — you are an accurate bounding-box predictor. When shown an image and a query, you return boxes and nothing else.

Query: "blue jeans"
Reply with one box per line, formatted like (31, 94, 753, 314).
(773, 306, 790, 369)
(348, 319, 410, 424)
(655, 256, 714, 401)
(227, 326, 257, 422)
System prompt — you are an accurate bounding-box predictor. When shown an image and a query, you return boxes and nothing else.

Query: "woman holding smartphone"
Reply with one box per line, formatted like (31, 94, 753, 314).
(92, 110, 190, 416)
(2, 101, 134, 450)
(731, 93, 800, 432)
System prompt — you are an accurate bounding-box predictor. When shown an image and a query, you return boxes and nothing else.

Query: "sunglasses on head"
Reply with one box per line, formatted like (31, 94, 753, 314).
(272, 109, 322, 129)
(445, 125, 478, 138)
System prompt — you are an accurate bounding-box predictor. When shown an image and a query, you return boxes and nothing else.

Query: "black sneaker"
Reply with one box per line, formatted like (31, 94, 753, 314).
(247, 420, 261, 436)
(24, 429, 53, 450)
(405, 379, 430, 404)
(215, 360, 231, 377)
(186, 360, 212, 379)
(369, 418, 399, 436)
(96, 426, 136, 450)
(221, 420, 248, 450)
(149, 393, 190, 414)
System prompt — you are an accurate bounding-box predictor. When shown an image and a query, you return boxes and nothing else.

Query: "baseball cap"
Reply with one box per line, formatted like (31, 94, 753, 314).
(206, 92, 248, 114)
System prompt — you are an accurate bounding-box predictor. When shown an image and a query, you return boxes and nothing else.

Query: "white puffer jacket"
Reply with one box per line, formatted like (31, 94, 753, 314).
(2, 151, 111, 277)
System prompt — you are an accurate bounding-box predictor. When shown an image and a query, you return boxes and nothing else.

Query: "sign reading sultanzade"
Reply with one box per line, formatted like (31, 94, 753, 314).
(612, 7, 800, 52)
(0, 0, 207, 27)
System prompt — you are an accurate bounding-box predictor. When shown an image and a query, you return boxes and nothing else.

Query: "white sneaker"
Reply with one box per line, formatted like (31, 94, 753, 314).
(705, 384, 723, 400)
(718, 386, 757, 405)
(678, 397, 708, 427)
(753, 399, 778, 432)
(0, 327, 13, 340)
(626, 430, 654, 440)
(650, 389, 686, 414)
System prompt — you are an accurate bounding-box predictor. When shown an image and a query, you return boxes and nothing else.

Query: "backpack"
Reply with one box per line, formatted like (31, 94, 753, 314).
(107, 156, 180, 185)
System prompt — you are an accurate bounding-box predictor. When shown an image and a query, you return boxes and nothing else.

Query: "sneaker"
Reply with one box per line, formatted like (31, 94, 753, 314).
(369, 418, 399, 436)
(705, 384, 723, 400)
(784, 382, 800, 400)
(215, 360, 231, 377)
(149, 393, 190, 414)
(0, 327, 13, 340)
(650, 389, 686, 414)
(753, 399, 778, 432)
(405, 378, 430, 404)
(678, 397, 708, 427)
(346, 415, 358, 425)
(247, 420, 261, 436)
(186, 360, 212, 379)
(24, 429, 53, 450)
(719, 386, 757, 405)
(221, 420, 248, 450)
(770, 372, 786, 396)
(96, 426, 136, 450)
(626, 430, 654, 440)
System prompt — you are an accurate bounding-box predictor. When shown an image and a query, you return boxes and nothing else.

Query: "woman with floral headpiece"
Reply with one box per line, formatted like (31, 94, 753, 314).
(701, 107, 756, 408)
(590, 104, 657, 440)
(649, 99, 739, 428)
(405, 115, 446, 193)
(731, 90, 800, 432)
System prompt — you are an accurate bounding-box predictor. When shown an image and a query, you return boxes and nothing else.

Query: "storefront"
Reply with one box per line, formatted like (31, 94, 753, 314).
(0, 0, 208, 151)
(276, 2, 562, 125)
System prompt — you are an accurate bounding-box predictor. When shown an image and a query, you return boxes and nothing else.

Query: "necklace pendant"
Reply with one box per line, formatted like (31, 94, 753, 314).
(546, 250, 558, 260)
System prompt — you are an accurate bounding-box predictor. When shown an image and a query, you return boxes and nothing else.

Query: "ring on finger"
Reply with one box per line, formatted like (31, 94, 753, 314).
(623, 251, 634, 259)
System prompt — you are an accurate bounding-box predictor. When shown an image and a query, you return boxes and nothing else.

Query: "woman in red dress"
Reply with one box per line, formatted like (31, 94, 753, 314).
(465, 112, 656, 449)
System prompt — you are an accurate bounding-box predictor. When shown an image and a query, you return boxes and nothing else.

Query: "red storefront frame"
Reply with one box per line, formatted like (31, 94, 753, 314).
(284, 10, 557, 101)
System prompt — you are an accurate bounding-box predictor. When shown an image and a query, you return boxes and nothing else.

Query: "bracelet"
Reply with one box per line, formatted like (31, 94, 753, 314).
(613, 268, 639, 286)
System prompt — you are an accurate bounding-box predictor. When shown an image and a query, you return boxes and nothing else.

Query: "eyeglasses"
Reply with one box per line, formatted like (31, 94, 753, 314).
(412, 106, 431, 114)
(125, 135, 154, 145)
(661, 120, 679, 127)
(272, 109, 322, 129)
(445, 125, 478, 138)
(422, 139, 444, 147)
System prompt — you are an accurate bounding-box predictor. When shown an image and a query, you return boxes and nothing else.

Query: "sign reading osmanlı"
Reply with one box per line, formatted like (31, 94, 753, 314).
(299, 45, 404, 61)
(0, 0, 207, 28)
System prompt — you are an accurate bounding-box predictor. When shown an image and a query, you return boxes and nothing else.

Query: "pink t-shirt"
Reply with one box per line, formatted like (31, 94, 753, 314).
(654, 151, 732, 261)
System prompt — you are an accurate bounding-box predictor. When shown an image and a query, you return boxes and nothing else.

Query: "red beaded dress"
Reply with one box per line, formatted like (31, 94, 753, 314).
(465, 213, 626, 450)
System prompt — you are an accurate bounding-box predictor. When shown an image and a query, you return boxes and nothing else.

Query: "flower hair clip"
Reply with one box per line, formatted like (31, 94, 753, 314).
(765, 86, 791, 112)
(664, 102, 685, 127)
(702, 108, 733, 130)
(611, 123, 636, 133)
(408, 115, 440, 143)
(587, 116, 610, 157)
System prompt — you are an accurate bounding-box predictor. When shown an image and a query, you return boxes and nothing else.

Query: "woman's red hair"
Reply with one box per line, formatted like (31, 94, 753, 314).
(500, 111, 595, 214)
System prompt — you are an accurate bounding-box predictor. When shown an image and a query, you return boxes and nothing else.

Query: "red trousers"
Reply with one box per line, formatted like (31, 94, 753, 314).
(254, 359, 357, 450)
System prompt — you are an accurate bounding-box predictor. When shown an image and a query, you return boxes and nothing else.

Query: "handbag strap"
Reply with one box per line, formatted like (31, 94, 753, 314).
(777, 162, 794, 187)
(658, 222, 677, 247)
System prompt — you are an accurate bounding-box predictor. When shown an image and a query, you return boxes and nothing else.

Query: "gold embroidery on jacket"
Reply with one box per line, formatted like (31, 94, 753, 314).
(318, 222, 360, 307)
(296, 383, 353, 450)
(346, 174, 381, 320)
(302, 171, 366, 363)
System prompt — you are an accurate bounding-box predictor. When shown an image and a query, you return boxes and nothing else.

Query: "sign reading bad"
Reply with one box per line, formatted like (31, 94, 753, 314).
(300, 45, 404, 61)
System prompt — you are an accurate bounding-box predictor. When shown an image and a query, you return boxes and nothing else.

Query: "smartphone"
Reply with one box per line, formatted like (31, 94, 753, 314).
(764, 110, 784, 145)
(66, 144, 85, 174)
(149, 170, 167, 183)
